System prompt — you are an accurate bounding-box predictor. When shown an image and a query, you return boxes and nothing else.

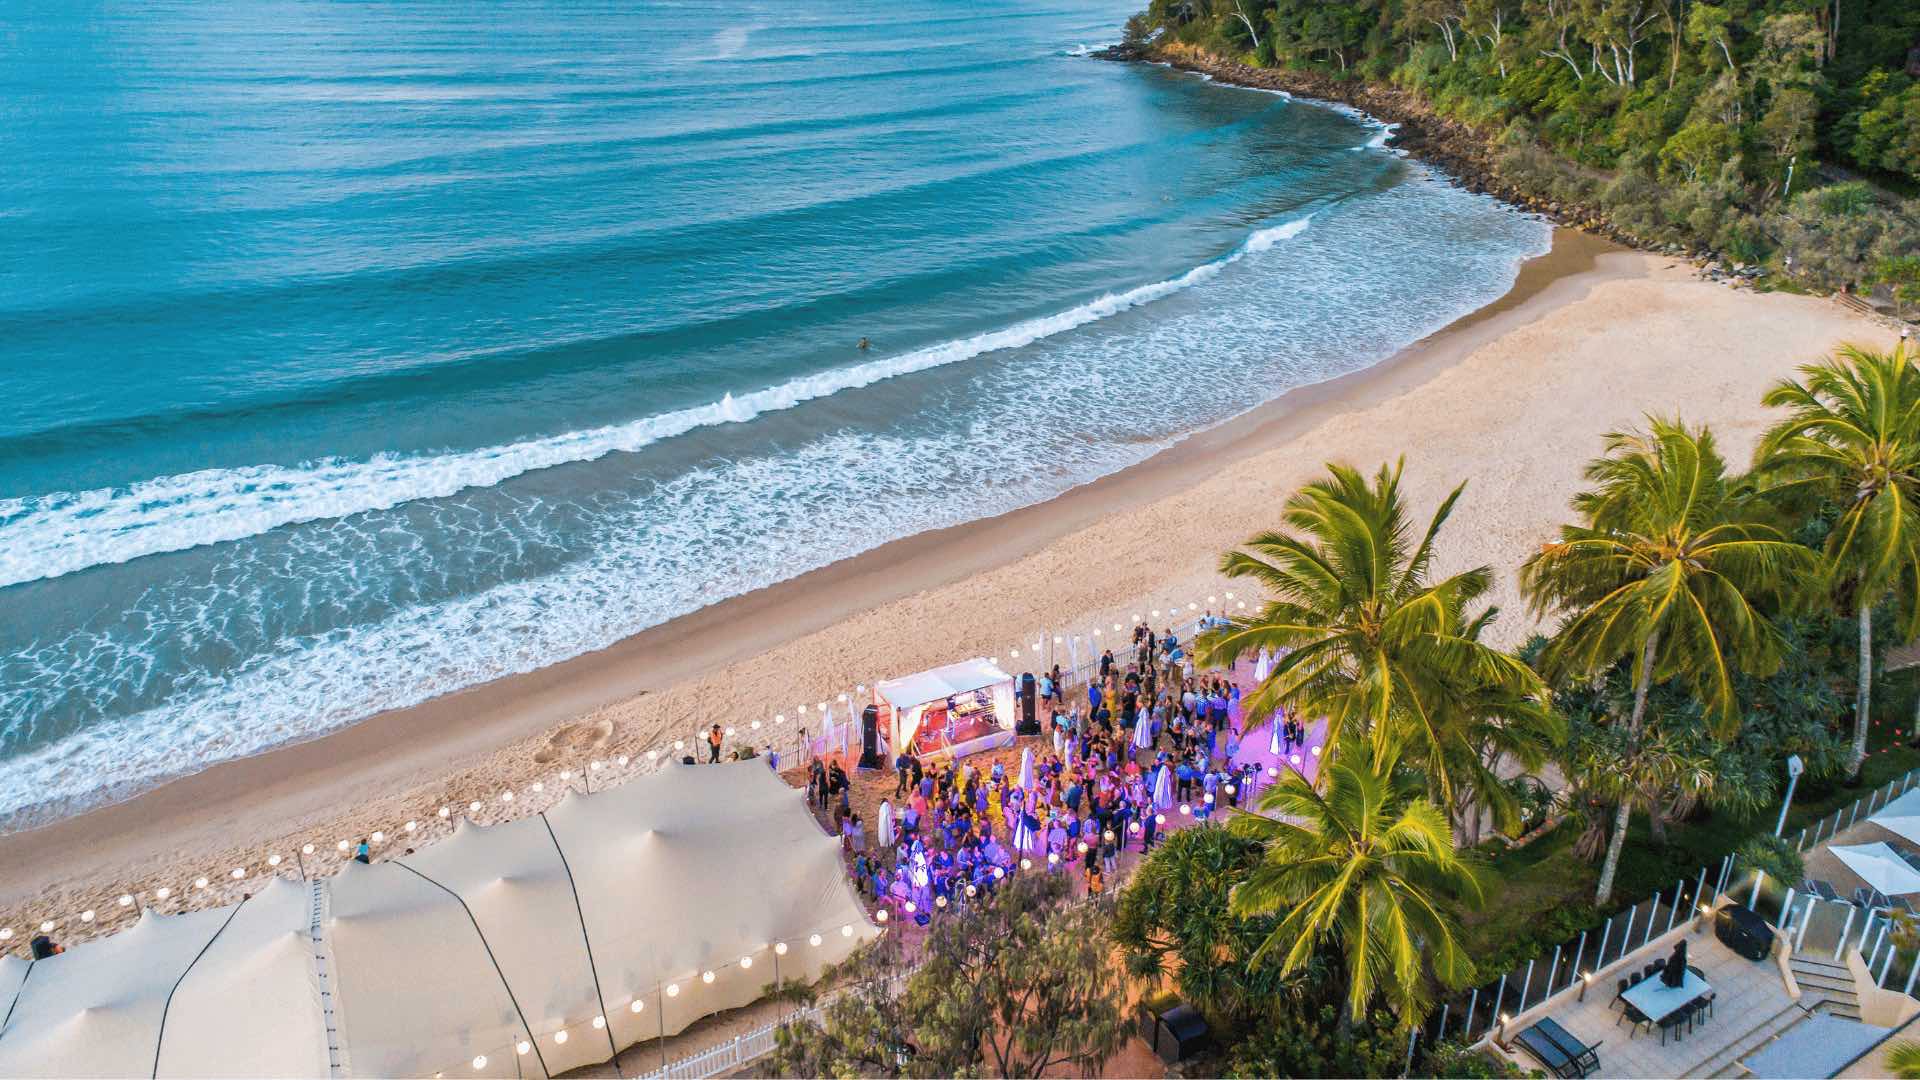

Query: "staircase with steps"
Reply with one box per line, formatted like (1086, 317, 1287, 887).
(1698, 956, 1867, 1076)
(1790, 955, 1863, 1021)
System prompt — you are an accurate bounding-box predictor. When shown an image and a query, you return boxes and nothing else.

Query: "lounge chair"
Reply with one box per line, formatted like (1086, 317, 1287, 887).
(1855, 886, 1893, 910)
(1514, 1017, 1602, 1078)
(1804, 879, 1840, 901)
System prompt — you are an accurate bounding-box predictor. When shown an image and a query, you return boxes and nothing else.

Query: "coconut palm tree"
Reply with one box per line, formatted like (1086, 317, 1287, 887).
(1197, 460, 1543, 807)
(1229, 734, 1482, 1031)
(1521, 418, 1812, 903)
(1755, 343, 1920, 778)
(1425, 608, 1565, 845)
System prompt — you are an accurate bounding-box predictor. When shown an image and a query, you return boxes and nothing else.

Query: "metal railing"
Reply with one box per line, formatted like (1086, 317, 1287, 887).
(1422, 853, 1739, 1054)
(1793, 769, 1920, 852)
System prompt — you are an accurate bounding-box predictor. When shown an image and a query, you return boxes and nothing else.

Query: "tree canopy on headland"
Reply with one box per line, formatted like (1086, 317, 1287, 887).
(1126, 0, 1920, 292)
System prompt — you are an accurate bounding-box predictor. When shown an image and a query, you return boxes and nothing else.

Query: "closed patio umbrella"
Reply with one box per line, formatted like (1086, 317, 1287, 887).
(878, 801, 894, 849)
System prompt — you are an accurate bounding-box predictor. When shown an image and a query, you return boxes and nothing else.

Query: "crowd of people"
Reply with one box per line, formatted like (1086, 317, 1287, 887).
(816, 618, 1289, 924)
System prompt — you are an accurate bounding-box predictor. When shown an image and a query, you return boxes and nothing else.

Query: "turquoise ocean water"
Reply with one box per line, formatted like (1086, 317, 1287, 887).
(0, 0, 1549, 825)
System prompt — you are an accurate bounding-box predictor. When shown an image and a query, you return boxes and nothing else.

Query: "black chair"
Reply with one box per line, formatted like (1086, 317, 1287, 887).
(1628, 970, 1645, 987)
(1611, 977, 1631, 1011)
(1660, 1006, 1690, 1046)
(1623, 1004, 1652, 1039)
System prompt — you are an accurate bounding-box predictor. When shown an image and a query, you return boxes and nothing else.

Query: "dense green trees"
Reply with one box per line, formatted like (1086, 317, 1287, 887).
(1130, 0, 1920, 290)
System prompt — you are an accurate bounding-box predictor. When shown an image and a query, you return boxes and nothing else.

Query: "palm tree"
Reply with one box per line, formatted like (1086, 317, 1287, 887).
(1426, 608, 1565, 845)
(1228, 734, 1483, 1030)
(1888, 1039, 1920, 1080)
(1521, 418, 1812, 903)
(1197, 460, 1543, 807)
(1755, 343, 1920, 778)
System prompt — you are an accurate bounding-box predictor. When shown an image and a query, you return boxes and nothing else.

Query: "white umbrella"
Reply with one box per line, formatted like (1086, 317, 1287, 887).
(877, 801, 894, 849)
(1018, 747, 1034, 791)
(1152, 764, 1173, 810)
(1013, 815, 1037, 853)
(1268, 711, 1283, 756)
(1831, 842, 1920, 896)
(1254, 646, 1272, 683)
(1133, 712, 1152, 750)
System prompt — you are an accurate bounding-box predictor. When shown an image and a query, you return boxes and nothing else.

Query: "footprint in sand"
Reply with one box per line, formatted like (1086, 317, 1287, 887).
(531, 719, 614, 764)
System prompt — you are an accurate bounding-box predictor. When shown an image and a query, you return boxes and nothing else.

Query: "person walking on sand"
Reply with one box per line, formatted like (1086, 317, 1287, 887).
(706, 723, 723, 763)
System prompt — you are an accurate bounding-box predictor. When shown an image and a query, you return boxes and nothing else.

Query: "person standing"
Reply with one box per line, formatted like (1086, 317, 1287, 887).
(894, 749, 912, 797)
(706, 723, 724, 764)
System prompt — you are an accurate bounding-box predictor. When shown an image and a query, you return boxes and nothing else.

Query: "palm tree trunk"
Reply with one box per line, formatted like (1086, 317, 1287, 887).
(1594, 798, 1633, 904)
(1852, 596, 1872, 780)
(1597, 630, 1660, 904)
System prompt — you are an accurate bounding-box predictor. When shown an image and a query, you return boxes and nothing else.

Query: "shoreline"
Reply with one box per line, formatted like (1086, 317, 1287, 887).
(0, 226, 1895, 942)
(0, 229, 1601, 918)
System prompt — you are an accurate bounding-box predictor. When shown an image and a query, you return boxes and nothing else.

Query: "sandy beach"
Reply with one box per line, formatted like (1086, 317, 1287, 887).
(0, 227, 1900, 945)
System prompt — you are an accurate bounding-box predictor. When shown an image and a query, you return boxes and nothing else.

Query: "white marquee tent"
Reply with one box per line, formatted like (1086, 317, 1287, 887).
(874, 659, 1015, 761)
(0, 761, 877, 1078)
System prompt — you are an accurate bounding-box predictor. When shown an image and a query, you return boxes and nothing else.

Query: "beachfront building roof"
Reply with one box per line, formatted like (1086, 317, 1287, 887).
(0, 761, 877, 1078)
(876, 658, 1013, 709)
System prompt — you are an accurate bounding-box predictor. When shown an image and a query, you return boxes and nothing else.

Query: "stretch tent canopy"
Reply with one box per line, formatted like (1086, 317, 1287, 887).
(0, 762, 877, 1079)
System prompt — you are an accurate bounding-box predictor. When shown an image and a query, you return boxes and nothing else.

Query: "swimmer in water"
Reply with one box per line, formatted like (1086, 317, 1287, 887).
(857, 337, 872, 351)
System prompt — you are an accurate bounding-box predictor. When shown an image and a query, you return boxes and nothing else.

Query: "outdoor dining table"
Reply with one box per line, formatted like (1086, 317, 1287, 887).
(1621, 968, 1711, 1023)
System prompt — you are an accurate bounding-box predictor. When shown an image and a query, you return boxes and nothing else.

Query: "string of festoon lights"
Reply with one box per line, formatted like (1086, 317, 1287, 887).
(0, 590, 1256, 959)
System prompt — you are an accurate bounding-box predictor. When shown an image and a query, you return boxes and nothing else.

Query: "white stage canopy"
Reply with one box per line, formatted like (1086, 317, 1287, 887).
(1829, 842, 1920, 897)
(0, 762, 877, 1079)
(877, 659, 1012, 709)
(874, 659, 1016, 761)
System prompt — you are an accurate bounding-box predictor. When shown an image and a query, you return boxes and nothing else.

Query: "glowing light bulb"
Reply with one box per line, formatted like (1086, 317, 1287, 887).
(501, 791, 514, 802)
(1128, 822, 1141, 834)
(337, 840, 350, 851)
(775, 942, 788, 955)
(156, 887, 171, 900)
(439, 807, 451, 818)
(1204, 793, 1215, 805)
(553, 1030, 568, 1045)
(842, 924, 853, 937)
(405, 821, 418, 832)
(468, 801, 481, 813)
(992, 866, 1005, 880)
(647, 749, 659, 760)
(118, 893, 134, 906)
(232, 867, 246, 879)
(702, 970, 715, 984)
(667, 983, 680, 997)
(0, 928, 10, 940)
(809, 934, 823, 947)
(903, 902, 915, 914)
(1179, 804, 1191, 816)
(1047, 853, 1059, 865)
(80, 910, 94, 922)
(1020, 858, 1032, 870)
(267, 855, 282, 867)
(1154, 814, 1166, 826)
(472, 1055, 487, 1070)
(751, 720, 762, 730)
(516, 1041, 531, 1055)
(630, 1000, 645, 1014)
(966, 884, 978, 897)
(592, 1015, 605, 1030)
(1076, 841, 1088, 853)
(740, 955, 753, 968)
(39, 921, 55, 933)
(370, 831, 384, 843)
(936, 895, 948, 908)
(303, 843, 316, 854)
(195, 877, 209, 889)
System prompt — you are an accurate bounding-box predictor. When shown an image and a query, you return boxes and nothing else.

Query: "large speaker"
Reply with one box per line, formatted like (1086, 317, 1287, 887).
(1715, 904, 1773, 962)
(1137, 1002, 1207, 1065)
(858, 705, 884, 770)
(1016, 673, 1040, 735)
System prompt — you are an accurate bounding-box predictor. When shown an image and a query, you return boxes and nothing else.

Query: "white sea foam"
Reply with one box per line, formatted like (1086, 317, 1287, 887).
(0, 215, 1313, 591)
